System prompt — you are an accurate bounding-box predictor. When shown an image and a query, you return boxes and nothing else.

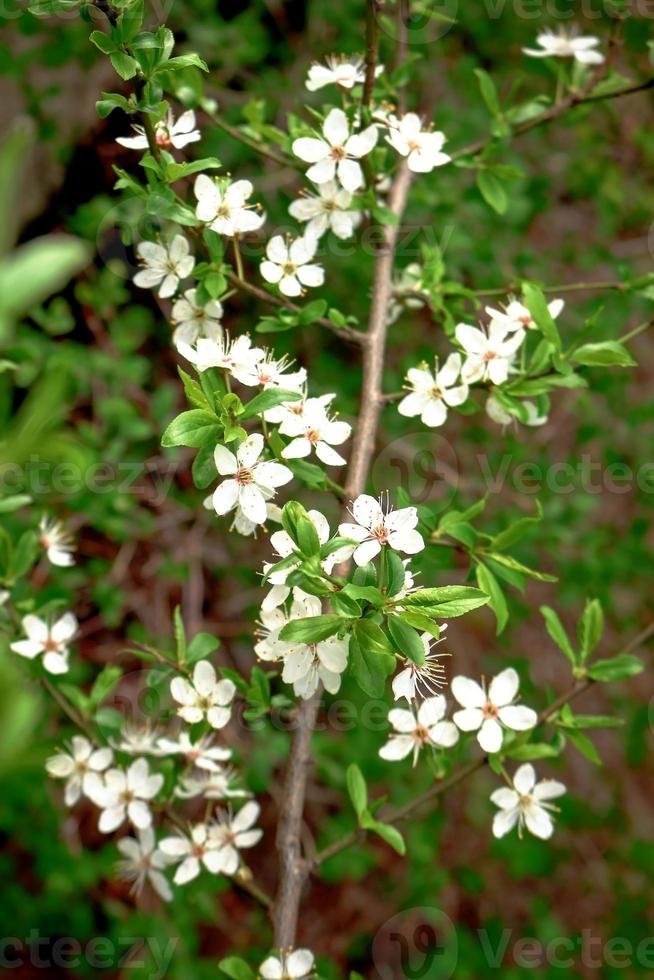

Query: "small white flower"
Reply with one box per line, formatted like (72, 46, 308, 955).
(289, 180, 361, 240)
(387, 262, 428, 324)
(391, 629, 448, 702)
(110, 723, 162, 756)
(45, 736, 113, 806)
(259, 948, 315, 979)
(159, 823, 231, 885)
(133, 236, 194, 299)
(178, 332, 264, 375)
(280, 399, 351, 466)
(212, 433, 293, 525)
(255, 591, 319, 662)
(86, 758, 163, 834)
(485, 395, 548, 429)
(523, 29, 604, 65)
(339, 493, 424, 567)
(230, 500, 282, 538)
(156, 732, 231, 772)
(194, 175, 265, 236)
(386, 113, 450, 173)
(170, 660, 236, 730)
(292, 108, 378, 192)
(485, 297, 564, 333)
(491, 764, 566, 840)
(10, 612, 77, 674)
(116, 827, 173, 901)
(305, 53, 381, 91)
(451, 667, 537, 754)
(231, 351, 307, 391)
(117, 109, 201, 151)
(171, 288, 223, 348)
(455, 321, 525, 386)
(38, 516, 75, 567)
(175, 767, 249, 801)
(398, 353, 469, 428)
(260, 235, 324, 298)
(379, 696, 459, 765)
(208, 801, 263, 871)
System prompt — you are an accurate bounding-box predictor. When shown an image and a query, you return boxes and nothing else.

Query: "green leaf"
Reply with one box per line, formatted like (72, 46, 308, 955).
(89, 30, 116, 54)
(385, 551, 407, 598)
(571, 341, 636, 368)
(239, 388, 301, 421)
(349, 627, 395, 697)
(279, 615, 348, 644)
(522, 283, 561, 351)
(218, 958, 255, 980)
(298, 299, 328, 325)
(587, 654, 643, 682)
(474, 68, 501, 116)
(109, 51, 139, 81)
(6, 531, 38, 581)
(360, 814, 406, 855)
(0, 495, 32, 514)
(400, 586, 490, 618)
(485, 552, 557, 582)
(173, 606, 186, 665)
(387, 616, 426, 665)
(540, 606, 576, 666)
(475, 563, 508, 635)
(161, 410, 219, 448)
(96, 92, 132, 118)
(346, 763, 367, 820)
(506, 741, 563, 761)
(566, 728, 602, 765)
(0, 236, 89, 321)
(491, 502, 543, 551)
(578, 599, 604, 662)
(90, 665, 122, 706)
(476, 170, 507, 214)
(186, 632, 219, 664)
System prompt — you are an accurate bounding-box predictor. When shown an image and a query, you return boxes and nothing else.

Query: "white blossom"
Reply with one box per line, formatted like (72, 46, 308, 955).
(391, 629, 448, 702)
(208, 801, 263, 870)
(455, 321, 524, 386)
(379, 696, 459, 765)
(116, 827, 173, 901)
(175, 767, 249, 801)
(156, 733, 231, 771)
(387, 262, 428, 324)
(339, 493, 424, 566)
(386, 113, 450, 173)
(171, 288, 223, 347)
(259, 948, 315, 979)
(86, 758, 163, 834)
(289, 181, 361, 239)
(111, 723, 162, 756)
(451, 667, 537, 753)
(305, 53, 381, 91)
(45, 736, 113, 806)
(230, 500, 282, 538)
(485, 297, 564, 333)
(280, 398, 351, 466)
(133, 236, 194, 299)
(230, 351, 307, 391)
(292, 108, 378, 192)
(398, 353, 469, 428)
(10, 612, 77, 674)
(485, 395, 548, 429)
(159, 823, 231, 885)
(491, 764, 566, 839)
(260, 235, 324, 298)
(212, 434, 293, 525)
(170, 659, 236, 730)
(178, 332, 264, 375)
(38, 516, 75, 567)
(194, 175, 265, 236)
(523, 29, 604, 64)
(117, 109, 201, 151)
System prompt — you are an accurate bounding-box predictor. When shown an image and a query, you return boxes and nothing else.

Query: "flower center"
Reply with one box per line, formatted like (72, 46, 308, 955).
(306, 428, 321, 444)
(413, 725, 429, 743)
(408, 140, 421, 152)
(482, 701, 498, 719)
(155, 129, 171, 147)
(198, 695, 214, 711)
(44, 638, 60, 653)
(330, 145, 347, 160)
(235, 467, 254, 486)
(120, 788, 135, 804)
(371, 523, 389, 543)
(216, 204, 231, 218)
(483, 350, 498, 362)
(191, 843, 206, 859)
(282, 262, 297, 276)
(430, 386, 444, 399)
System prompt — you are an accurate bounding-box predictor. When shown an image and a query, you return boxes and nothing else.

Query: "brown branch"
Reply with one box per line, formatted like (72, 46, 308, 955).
(313, 621, 654, 866)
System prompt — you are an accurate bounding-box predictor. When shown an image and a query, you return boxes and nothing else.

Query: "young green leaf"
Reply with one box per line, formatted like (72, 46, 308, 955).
(346, 763, 368, 821)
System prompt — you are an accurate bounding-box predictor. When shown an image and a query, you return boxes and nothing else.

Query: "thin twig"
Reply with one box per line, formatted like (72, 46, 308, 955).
(205, 110, 299, 169)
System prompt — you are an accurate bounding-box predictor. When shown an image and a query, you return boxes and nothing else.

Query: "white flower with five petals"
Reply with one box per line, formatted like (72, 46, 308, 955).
(116, 827, 173, 902)
(86, 758, 163, 834)
(208, 801, 263, 870)
(292, 108, 378, 192)
(212, 434, 293, 525)
(155, 733, 231, 771)
(178, 332, 264, 375)
(10, 612, 77, 674)
(491, 763, 566, 839)
(485, 297, 564, 333)
(194, 175, 265, 236)
(455, 321, 525, 386)
(45, 736, 113, 806)
(386, 113, 451, 173)
(170, 660, 236, 730)
(159, 823, 231, 885)
(391, 629, 448, 702)
(338, 493, 424, 566)
(280, 399, 351, 466)
(289, 181, 361, 240)
(379, 696, 459, 765)
(451, 667, 537, 753)
(305, 53, 381, 91)
(231, 351, 306, 391)
(260, 235, 324, 298)
(398, 353, 468, 428)
(171, 288, 223, 348)
(117, 109, 201, 150)
(259, 948, 315, 979)
(133, 236, 194, 299)
(523, 29, 604, 64)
